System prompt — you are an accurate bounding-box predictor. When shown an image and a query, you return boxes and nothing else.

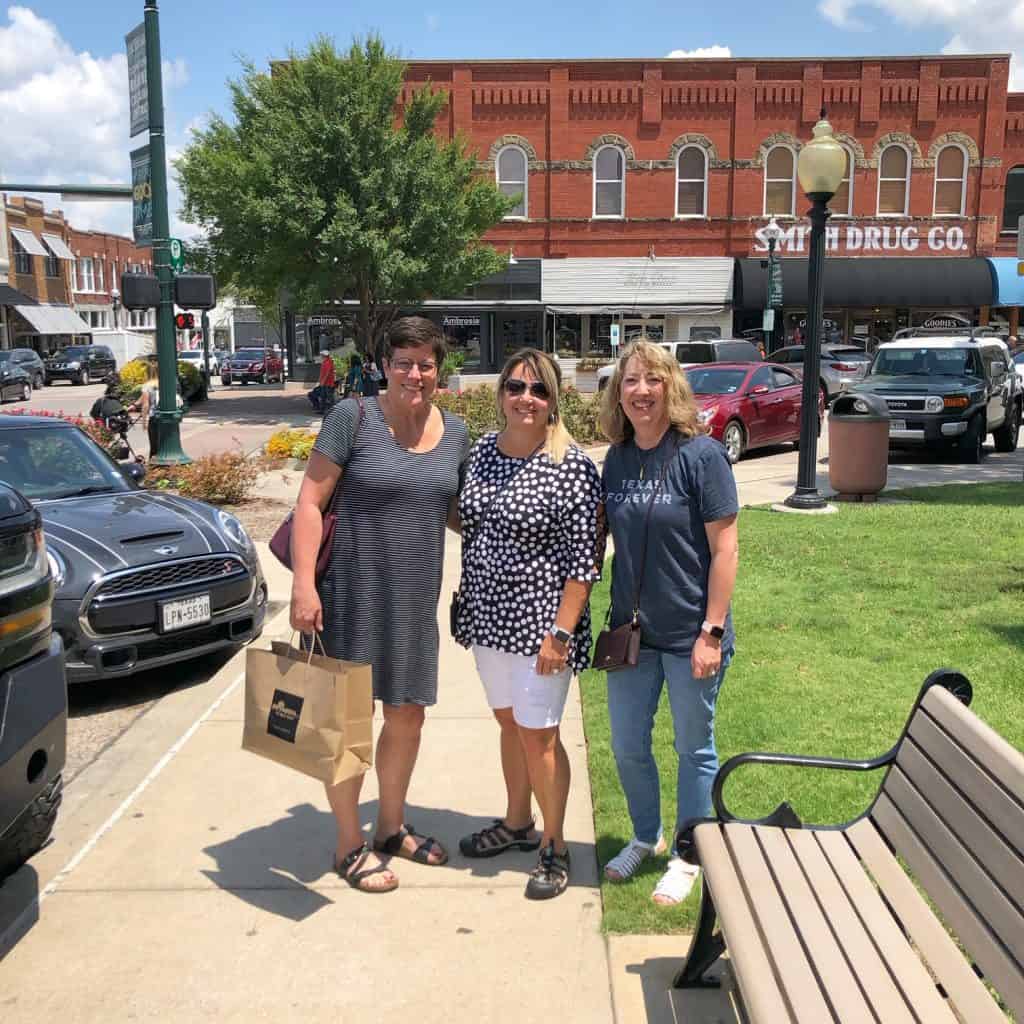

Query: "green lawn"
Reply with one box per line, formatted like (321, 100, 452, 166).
(579, 482, 1024, 935)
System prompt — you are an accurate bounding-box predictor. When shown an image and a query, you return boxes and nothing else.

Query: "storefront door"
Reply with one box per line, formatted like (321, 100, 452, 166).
(623, 318, 665, 344)
(497, 316, 540, 364)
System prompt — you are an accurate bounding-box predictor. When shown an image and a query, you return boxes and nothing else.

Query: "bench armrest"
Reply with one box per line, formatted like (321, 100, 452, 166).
(710, 748, 897, 826)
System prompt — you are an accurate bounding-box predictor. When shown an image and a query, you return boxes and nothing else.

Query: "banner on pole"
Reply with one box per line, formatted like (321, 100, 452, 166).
(767, 254, 784, 309)
(131, 145, 153, 247)
(125, 23, 149, 138)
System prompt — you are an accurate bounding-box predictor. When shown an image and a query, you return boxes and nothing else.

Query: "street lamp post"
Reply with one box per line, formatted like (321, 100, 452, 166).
(763, 216, 783, 355)
(784, 111, 847, 512)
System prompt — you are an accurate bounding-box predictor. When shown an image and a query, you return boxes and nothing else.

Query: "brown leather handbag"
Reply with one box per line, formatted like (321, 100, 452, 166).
(593, 437, 676, 672)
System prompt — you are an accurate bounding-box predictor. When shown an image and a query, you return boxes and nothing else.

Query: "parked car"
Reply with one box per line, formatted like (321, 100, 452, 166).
(179, 348, 220, 376)
(44, 344, 117, 386)
(220, 348, 285, 385)
(4, 348, 46, 390)
(0, 415, 268, 683)
(770, 344, 873, 405)
(0, 355, 33, 403)
(0, 481, 66, 880)
(597, 338, 762, 390)
(688, 362, 823, 464)
(848, 329, 1021, 463)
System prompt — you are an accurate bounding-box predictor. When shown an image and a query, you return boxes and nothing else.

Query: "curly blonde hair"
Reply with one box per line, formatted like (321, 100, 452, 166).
(598, 340, 702, 444)
(496, 348, 575, 464)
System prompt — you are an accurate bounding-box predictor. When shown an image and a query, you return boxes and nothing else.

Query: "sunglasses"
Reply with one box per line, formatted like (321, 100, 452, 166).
(503, 379, 550, 399)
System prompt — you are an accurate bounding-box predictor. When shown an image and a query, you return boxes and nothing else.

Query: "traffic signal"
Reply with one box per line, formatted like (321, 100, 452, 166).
(174, 312, 195, 330)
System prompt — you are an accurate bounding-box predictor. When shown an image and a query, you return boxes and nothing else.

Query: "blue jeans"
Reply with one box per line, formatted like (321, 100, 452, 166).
(606, 645, 732, 846)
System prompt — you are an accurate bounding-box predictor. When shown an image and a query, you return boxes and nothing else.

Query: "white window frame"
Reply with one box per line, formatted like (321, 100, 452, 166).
(763, 145, 797, 217)
(496, 145, 528, 220)
(877, 144, 911, 217)
(98, 258, 105, 292)
(674, 145, 708, 219)
(933, 144, 967, 218)
(11, 236, 32, 276)
(831, 146, 854, 217)
(78, 256, 96, 292)
(593, 145, 626, 219)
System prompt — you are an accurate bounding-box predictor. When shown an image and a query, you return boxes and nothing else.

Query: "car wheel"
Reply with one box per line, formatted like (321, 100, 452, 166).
(993, 403, 1020, 453)
(34, 373, 44, 389)
(722, 420, 745, 465)
(260, 371, 268, 385)
(79, 368, 90, 386)
(20, 381, 30, 402)
(0, 775, 62, 880)
(957, 414, 985, 464)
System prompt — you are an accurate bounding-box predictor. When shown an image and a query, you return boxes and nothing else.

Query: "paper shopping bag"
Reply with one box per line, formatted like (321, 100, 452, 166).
(242, 639, 373, 785)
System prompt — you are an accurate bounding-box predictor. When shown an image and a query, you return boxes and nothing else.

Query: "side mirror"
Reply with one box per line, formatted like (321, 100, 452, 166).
(750, 384, 771, 395)
(123, 461, 146, 484)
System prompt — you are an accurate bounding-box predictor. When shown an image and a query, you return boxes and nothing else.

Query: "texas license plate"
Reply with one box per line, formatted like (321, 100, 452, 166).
(889, 420, 906, 433)
(160, 594, 211, 633)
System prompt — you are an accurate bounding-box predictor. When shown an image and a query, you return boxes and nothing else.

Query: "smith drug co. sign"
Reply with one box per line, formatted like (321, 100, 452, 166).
(753, 223, 971, 255)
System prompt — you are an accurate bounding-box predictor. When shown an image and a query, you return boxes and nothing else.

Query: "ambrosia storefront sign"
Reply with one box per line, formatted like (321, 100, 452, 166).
(753, 223, 971, 255)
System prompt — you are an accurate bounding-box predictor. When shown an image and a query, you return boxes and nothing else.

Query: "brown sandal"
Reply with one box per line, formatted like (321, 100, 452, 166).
(373, 824, 449, 865)
(334, 842, 399, 893)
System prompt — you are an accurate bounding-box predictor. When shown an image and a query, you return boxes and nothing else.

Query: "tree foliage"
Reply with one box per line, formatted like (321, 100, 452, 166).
(177, 36, 513, 352)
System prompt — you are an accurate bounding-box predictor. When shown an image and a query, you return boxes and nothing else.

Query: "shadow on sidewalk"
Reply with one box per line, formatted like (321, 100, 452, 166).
(0, 864, 40, 963)
(199, 800, 600, 920)
(625, 956, 739, 1024)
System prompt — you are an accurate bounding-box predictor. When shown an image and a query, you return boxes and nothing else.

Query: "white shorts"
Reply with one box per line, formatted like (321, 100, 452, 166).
(472, 645, 572, 730)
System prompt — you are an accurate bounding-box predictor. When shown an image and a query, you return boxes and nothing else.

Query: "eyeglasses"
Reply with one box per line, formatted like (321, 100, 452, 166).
(503, 379, 550, 399)
(390, 358, 437, 375)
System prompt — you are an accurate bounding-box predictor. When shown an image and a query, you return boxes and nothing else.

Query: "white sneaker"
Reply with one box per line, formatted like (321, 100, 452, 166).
(652, 855, 700, 906)
(604, 836, 667, 882)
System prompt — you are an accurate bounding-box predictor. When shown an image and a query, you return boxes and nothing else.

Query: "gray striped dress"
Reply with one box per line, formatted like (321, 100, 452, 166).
(313, 397, 469, 706)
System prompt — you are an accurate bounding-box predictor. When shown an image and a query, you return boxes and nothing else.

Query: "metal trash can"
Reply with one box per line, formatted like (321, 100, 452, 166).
(828, 393, 890, 500)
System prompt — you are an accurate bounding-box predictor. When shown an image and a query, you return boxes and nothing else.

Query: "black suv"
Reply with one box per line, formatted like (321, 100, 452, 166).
(0, 482, 66, 880)
(6, 349, 46, 390)
(44, 344, 117, 386)
(848, 329, 1021, 463)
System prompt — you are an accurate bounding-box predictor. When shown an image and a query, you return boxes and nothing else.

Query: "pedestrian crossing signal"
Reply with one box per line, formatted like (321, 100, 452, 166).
(174, 312, 195, 330)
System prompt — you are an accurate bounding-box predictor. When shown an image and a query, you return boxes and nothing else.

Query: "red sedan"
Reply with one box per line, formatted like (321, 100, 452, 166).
(686, 362, 823, 464)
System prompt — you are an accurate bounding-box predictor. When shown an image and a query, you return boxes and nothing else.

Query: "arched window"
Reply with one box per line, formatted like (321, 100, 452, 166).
(496, 145, 528, 219)
(675, 146, 707, 217)
(877, 144, 910, 215)
(763, 146, 796, 216)
(593, 145, 625, 218)
(1002, 166, 1024, 232)
(830, 146, 854, 216)
(933, 145, 967, 217)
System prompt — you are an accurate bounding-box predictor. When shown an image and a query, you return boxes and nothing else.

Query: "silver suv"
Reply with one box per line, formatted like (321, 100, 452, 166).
(771, 344, 872, 404)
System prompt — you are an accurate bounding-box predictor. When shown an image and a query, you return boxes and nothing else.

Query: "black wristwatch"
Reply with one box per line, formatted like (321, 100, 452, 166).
(550, 626, 572, 646)
(701, 620, 725, 641)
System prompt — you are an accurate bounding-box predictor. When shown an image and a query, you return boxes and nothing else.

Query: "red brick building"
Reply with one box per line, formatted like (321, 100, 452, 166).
(68, 227, 155, 336)
(367, 53, 1024, 369)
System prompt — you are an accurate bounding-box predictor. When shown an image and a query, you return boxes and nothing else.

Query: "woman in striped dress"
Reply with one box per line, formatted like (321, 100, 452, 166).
(290, 317, 469, 894)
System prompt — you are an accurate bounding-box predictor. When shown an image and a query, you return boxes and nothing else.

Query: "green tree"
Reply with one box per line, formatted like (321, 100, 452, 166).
(177, 36, 513, 353)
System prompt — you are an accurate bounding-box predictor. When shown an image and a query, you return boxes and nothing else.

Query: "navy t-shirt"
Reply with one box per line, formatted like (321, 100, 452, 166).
(601, 430, 739, 656)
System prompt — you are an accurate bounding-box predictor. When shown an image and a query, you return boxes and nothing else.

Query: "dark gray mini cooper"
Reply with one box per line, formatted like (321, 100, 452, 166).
(0, 415, 267, 683)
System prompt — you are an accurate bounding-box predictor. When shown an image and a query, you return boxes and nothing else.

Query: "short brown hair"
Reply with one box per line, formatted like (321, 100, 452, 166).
(385, 316, 447, 365)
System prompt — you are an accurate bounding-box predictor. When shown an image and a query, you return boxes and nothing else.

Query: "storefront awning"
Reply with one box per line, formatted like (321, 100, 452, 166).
(986, 258, 1024, 308)
(14, 304, 90, 335)
(10, 227, 48, 257)
(735, 257, 995, 310)
(40, 233, 75, 260)
(542, 258, 734, 307)
(546, 305, 726, 316)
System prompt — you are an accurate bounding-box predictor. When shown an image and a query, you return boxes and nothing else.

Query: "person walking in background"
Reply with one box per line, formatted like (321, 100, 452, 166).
(454, 349, 602, 900)
(309, 351, 337, 413)
(289, 317, 469, 894)
(132, 360, 163, 460)
(345, 353, 364, 397)
(363, 357, 383, 398)
(597, 340, 739, 907)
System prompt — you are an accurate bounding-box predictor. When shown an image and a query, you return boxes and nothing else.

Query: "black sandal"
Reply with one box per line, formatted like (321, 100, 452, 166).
(334, 842, 399, 893)
(373, 824, 449, 865)
(525, 841, 571, 901)
(459, 818, 541, 858)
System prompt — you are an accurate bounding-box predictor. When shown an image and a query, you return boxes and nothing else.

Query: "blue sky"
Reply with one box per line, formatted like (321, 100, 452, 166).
(3, 1, 1019, 237)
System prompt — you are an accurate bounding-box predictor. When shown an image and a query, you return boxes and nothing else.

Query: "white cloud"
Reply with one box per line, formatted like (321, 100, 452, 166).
(819, 0, 1024, 88)
(666, 45, 732, 59)
(0, 6, 192, 237)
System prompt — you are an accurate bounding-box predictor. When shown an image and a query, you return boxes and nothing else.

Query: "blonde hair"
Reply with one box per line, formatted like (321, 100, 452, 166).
(496, 348, 574, 464)
(598, 339, 702, 444)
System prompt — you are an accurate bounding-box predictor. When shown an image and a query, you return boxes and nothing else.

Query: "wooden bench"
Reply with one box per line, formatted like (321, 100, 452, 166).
(674, 669, 1024, 1023)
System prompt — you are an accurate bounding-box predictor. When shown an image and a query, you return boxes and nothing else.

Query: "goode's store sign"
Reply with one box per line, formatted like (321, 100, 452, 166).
(753, 223, 971, 255)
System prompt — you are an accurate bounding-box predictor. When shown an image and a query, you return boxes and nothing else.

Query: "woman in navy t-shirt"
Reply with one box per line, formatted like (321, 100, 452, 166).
(597, 340, 739, 906)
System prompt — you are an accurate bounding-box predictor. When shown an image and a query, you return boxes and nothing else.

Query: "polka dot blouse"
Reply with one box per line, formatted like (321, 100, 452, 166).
(454, 432, 603, 672)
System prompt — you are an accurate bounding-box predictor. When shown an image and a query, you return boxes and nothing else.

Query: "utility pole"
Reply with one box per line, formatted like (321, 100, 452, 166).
(144, 0, 188, 464)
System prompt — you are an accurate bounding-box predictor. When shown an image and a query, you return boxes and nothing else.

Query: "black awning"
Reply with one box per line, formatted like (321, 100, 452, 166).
(0, 284, 37, 307)
(735, 257, 995, 310)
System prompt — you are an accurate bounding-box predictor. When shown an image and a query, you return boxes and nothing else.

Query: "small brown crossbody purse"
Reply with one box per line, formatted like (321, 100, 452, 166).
(593, 438, 675, 673)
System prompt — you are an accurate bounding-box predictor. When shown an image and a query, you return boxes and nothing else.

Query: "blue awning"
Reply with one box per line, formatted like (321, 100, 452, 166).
(987, 258, 1024, 307)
